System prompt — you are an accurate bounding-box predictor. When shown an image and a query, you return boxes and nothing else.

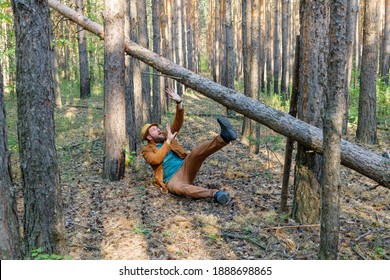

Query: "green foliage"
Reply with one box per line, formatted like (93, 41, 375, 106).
(132, 224, 152, 236)
(30, 248, 72, 260)
(348, 76, 390, 126)
(199, 53, 209, 73)
(243, 227, 253, 234)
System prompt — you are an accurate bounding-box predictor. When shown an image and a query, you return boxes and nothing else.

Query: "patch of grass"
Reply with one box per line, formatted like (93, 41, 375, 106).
(30, 248, 72, 260)
(132, 224, 152, 236)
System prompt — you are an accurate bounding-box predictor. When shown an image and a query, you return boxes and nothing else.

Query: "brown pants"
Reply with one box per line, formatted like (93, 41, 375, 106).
(166, 135, 227, 199)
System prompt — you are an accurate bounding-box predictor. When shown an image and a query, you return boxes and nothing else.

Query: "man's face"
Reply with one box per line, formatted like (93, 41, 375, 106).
(147, 125, 166, 143)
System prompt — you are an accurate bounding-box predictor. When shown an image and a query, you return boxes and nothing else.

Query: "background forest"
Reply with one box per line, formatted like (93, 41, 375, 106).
(0, 0, 389, 260)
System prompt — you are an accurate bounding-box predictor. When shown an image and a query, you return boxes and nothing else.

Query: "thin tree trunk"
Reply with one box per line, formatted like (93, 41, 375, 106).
(225, 0, 235, 116)
(125, 0, 136, 152)
(76, 0, 91, 99)
(319, 0, 346, 260)
(281, 0, 288, 98)
(381, 0, 390, 83)
(273, 0, 280, 95)
(152, 0, 161, 124)
(137, 0, 151, 122)
(266, 0, 272, 95)
(356, 0, 379, 144)
(0, 62, 22, 259)
(343, 0, 358, 135)
(47, 0, 390, 189)
(242, 0, 251, 146)
(250, 0, 260, 154)
(130, 0, 143, 147)
(103, 0, 126, 181)
(281, 35, 300, 213)
(12, 0, 66, 255)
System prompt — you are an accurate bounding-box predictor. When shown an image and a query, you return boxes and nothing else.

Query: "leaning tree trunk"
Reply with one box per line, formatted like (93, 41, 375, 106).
(292, 0, 329, 224)
(0, 63, 22, 259)
(319, 0, 347, 260)
(356, 0, 379, 145)
(12, 0, 66, 256)
(103, 0, 126, 181)
(47, 0, 390, 189)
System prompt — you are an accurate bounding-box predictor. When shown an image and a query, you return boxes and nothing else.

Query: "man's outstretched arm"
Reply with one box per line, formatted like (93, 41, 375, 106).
(166, 88, 184, 134)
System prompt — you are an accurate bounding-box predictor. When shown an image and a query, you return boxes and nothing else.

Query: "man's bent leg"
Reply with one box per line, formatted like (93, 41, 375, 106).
(167, 167, 218, 198)
(181, 135, 227, 183)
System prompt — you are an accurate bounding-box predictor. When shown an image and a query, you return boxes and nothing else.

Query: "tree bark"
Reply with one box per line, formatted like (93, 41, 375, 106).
(225, 0, 235, 116)
(47, 0, 390, 189)
(343, 0, 358, 135)
(152, 0, 161, 124)
(292, 0, 329, 224)
(125, 0, 136, 152)
(0, 63, 22, 259)
(281, 35, 300, 213)
(241, 0, 251, 145)
(103, 0, 126, 181)
(319, 0, 347, 260)
(250, 0, 260, 154)
(13, 0, 66, 255)
(76, 0, 91, 99)
(380, 0, 390, 83)
(136, 0, 151, 122)
(356, 0, 379, 144)
(273, 0, 280, 95)
(129, 0, 143, 148)
(281, 0, 288, 98)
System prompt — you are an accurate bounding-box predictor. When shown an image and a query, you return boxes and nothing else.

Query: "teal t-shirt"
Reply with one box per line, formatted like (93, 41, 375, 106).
(156, 144, 184, 184)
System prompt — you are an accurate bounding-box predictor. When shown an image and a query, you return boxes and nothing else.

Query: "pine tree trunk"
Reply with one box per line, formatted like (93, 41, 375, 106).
(125, 0, 136, 152)
(250, 0, 260, 154)
(266, 0, 272, 95)
(381, 0, 390, 83)
(12, 0, 66, 255)
(76, 0, 91, 99)
(0, 63, 22, 259)
(241, 0, 251, 146)
(356, 0, 379, 144)
(225, 0, 235, 116)
(152, 0, 161, 124)
(129, 0, 143, 147)
(137, 0, 151, 122)
(343, 0, 358, 135)
(273, 0, 280, 95)
(103, 0, 126, 181)
(281, 35, 300, 213)
(281, 0, 288, 98)
(292, 0, 329, 224)
(186, 0, 194, 72)
(319, 0, 346, 260)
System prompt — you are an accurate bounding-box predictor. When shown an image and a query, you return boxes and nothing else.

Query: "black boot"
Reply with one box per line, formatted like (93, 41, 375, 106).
(214, 191, 231, 205)
(217, 117, 237, 143)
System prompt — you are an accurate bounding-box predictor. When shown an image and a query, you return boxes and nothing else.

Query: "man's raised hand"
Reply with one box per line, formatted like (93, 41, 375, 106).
(166, 88, 181, 103)
(166, 123, 177, 144)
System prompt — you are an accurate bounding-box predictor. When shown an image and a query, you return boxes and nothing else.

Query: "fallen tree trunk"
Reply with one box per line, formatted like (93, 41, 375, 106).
(48, 0, 390, 188)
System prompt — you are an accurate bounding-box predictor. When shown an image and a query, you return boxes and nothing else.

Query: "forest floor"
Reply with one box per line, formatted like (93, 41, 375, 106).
(7, 87, 390, 260)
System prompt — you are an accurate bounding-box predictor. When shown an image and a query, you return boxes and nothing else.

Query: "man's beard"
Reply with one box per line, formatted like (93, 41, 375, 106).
(151, 133, 166, 143)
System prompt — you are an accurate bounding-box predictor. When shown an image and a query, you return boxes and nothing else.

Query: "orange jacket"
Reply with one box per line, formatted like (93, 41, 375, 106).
(141, 107, 188, 192)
